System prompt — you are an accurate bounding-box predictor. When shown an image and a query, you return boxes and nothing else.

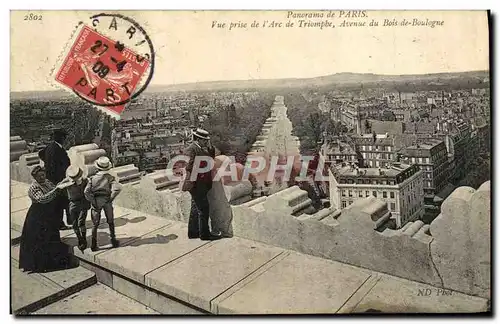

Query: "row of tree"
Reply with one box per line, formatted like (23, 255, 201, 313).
(202, 93, 275, 163)
(285, 92, 347, 154)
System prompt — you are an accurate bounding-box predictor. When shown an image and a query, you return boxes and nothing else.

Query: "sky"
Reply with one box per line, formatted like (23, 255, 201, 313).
(10, 10, 489, 92)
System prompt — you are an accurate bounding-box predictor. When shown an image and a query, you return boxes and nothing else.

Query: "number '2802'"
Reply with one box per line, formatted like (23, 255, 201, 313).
(24, 13, 42, 21)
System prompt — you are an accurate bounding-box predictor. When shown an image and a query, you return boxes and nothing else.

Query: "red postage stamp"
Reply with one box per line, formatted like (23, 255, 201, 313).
(54, 24, 150, 117)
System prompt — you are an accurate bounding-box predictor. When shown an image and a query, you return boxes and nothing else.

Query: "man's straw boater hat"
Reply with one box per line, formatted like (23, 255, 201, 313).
(95, 156, 113, 171)
(192, 128, 210, 140)
(66, 165, 84, 180)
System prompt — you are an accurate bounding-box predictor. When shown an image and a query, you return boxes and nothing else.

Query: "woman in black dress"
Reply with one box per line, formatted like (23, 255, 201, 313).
(18, 166, 72, 273)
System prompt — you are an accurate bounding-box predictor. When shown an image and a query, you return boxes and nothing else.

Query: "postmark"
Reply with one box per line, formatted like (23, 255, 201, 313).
(53, 13, 155, 119)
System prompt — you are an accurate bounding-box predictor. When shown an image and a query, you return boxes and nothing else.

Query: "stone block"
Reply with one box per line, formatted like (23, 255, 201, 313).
(114, 180, 191, 223)
(41, 261, 97, 290)
(11, 182, 29, 199)
(11, 258, 96, 314)
(67, 211, 169, 263)
(208, 180, 234, 237)
(18, 153, 40, 183)
(11, 229, 22, 245)
(11, 244, 20, 261)
(10, 161, 21, 182)
(140, 169, 179, 191)
(110, 164, 142, 184)
(68, 144, 105, 177)
(112, 183, 143, 212)
(19, 152, 40, 166)
(97, 222, 208, 284)
(145, 238, 283, 312)
(216, 252, 372, 314)
(430, 183, 491, 298)
(344, 274, 488, 313)
(263, 186, 312, 215)
(11, 262, 61, 314)
(403, 220, 425, 236)
(10, 140, 29, 162)
(11, 195, 31, 213)
(232, 194, 441, 288)
(79, 260, 113, 288)
(34, 283, 159, 315)
(223, 181, 253, 204)
(11, 139, 27, 151)
(112, 275, 204, 314)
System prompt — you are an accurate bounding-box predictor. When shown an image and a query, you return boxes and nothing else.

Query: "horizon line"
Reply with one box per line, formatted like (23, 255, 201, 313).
(10, 69, 489, 93)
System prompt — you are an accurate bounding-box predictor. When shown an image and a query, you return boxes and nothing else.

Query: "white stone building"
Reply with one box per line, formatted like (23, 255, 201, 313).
(329, 162, 424, 228)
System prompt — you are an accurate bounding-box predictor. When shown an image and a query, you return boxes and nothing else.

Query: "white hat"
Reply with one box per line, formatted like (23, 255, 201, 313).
(66, 165, 83, 179)
(95, 156, 113, 171)
(192, 128, 210, 140)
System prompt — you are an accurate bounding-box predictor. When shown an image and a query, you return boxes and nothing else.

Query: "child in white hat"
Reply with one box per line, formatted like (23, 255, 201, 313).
(84, 156, 122, 251)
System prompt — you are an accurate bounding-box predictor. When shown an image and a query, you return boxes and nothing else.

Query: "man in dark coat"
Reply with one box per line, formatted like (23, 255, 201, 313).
(39, 129, 71, 230)
(185, 128, 221, 241)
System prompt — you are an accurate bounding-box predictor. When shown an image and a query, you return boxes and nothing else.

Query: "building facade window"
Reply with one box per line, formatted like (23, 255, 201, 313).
(372, 191, 377, 197)
(342, 201, 347, 208)
(390, 192, 395, 199)
(383, 191, 387, 198)
(390, 202, 396, 211)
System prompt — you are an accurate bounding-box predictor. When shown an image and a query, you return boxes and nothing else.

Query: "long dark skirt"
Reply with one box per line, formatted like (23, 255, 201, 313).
(18, 201, 71, 273)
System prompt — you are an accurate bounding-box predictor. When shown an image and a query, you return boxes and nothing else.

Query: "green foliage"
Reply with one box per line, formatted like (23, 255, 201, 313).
(202, 94, 274, 161)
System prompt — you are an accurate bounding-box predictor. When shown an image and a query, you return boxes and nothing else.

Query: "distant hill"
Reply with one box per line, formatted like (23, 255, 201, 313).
(10, 70, 489, 99)
(145, 70, 489, 92)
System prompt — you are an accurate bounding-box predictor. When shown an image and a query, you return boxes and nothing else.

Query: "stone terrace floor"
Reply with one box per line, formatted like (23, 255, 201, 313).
(10, 180, 488, 314)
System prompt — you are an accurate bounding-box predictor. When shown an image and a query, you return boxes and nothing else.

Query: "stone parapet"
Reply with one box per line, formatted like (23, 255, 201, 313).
(430, 181, 491, 299)
(13, 153, 40, 183)
(68, 144, 106, 177)
(109, 164, 142, 185)
(10, 136, 29, 162)
(9, 180, 489, 314)
(139, 170, 179, 191)
(9, 147, 491, 301)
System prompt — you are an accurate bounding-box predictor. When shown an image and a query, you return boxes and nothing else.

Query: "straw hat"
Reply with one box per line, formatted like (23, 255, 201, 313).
(66, 165, 83, 180)
(95, 156, 113, 171)
(192, 128, 210, 140)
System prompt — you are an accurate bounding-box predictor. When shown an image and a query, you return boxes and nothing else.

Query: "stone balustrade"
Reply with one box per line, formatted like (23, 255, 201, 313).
(109, 164, 142, 185)
(10, 136, 29, 162)
(68, 143, 107, 177)
(430, 182, 490, 298)
(10, 145, 491, 299)
(11, 152, 40, 183)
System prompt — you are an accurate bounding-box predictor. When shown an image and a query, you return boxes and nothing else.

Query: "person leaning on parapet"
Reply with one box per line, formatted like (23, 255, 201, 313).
(39, 128, 71, 231)
(84, 156, 122, 251)
(182, 128, 222, 241)
(63, 166, 91, 252)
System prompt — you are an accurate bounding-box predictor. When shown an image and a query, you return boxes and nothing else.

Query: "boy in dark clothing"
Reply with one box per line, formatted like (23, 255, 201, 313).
(63, 166, 91, 252)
